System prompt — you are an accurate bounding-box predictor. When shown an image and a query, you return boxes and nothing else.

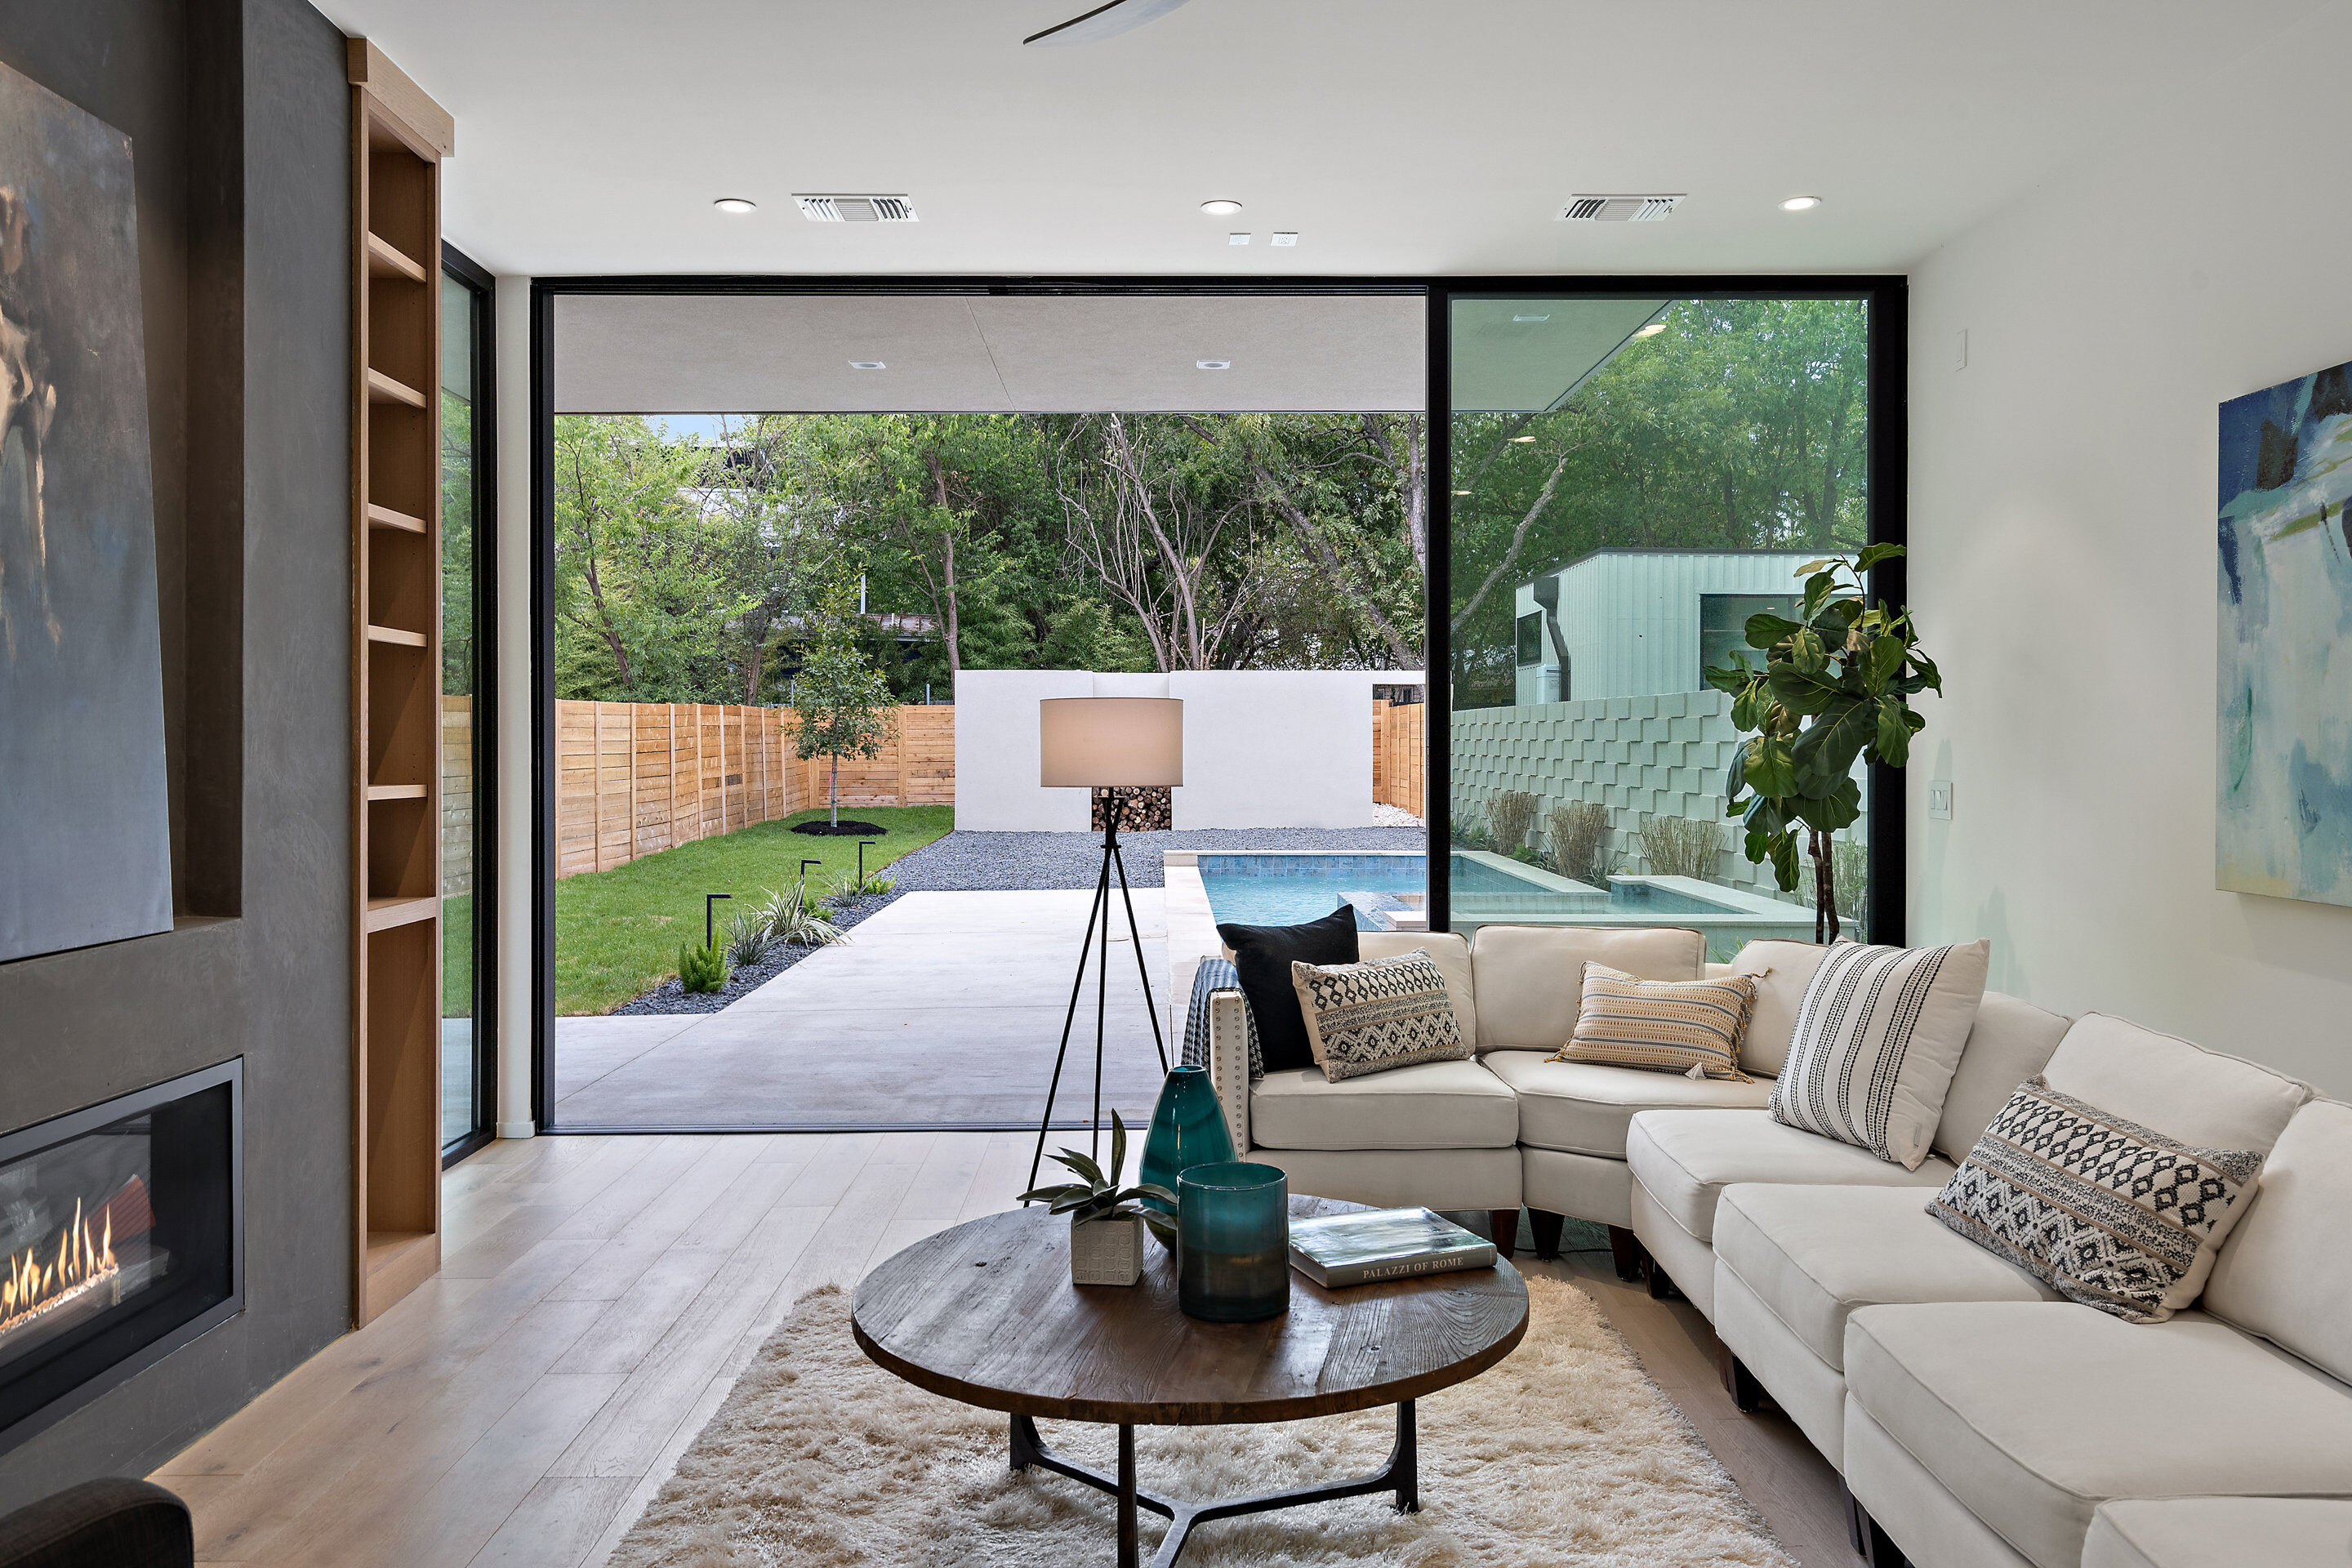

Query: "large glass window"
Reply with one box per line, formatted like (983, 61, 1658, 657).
(1446, 295, 1873, 955)
(440, 256, 493, 1155)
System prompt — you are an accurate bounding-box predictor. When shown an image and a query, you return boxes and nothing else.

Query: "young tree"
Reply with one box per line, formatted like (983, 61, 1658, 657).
(792, 575, 896, 827)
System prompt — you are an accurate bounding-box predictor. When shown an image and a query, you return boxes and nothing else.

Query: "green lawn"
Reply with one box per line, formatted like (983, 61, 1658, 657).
(554, 805, 954, 1015)
(443, 892, 474, 1017)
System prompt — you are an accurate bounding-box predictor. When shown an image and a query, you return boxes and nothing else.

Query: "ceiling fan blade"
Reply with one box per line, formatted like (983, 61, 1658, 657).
(1023, 0, 1194, 47)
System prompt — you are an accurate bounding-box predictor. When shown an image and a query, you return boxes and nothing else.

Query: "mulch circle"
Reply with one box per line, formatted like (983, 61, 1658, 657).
(791, 820, 888, 836)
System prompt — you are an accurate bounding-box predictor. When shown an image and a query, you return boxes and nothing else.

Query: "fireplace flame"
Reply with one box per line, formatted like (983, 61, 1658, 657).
(1, 1194, 122, 1341)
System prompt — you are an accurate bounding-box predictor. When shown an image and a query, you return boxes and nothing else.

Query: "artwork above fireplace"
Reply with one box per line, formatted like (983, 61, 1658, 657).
(0, 1059, 242, 1454)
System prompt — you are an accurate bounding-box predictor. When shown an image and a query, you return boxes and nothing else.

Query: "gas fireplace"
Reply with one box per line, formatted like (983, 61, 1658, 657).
(0, 1060, 241, 1454)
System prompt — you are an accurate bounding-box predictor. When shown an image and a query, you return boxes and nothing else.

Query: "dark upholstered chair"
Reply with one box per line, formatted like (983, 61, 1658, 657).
(0, 1479, 192, 1568)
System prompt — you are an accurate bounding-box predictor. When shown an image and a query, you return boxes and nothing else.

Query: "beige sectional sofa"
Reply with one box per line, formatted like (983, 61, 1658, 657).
(1201, 924, 2352, 1568)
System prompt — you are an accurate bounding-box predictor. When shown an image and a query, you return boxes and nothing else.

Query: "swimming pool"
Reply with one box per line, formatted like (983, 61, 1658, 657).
(1192, 850, 1816, 951)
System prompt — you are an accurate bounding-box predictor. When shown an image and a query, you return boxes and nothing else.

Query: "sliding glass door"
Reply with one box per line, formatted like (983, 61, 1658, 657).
(1439, 290, 1891, 956)
(440, 247, 496, 1160)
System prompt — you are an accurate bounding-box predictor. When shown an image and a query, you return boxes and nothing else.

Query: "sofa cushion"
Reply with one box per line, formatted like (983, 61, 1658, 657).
(1769, 938, 1991, 1169)
(2205, 1098, 2352, 1383)
(1714, 1183, 2058, 1370)
(1360, 930, 1475, 1049)
(1625, 1108, 1952, 1243)
(2042, 1013, 2310, 1308)
(1935, 990, 2070, 1160)
(1250, 1057, 1518, 1152)
(1468, 924, 1703, 1052)
(1730, 938, 1833, 1078)
(1488, 1053, 1771, 1160)
(2085, 1499, 2352, 1568)
(1927, 1076, 2262, 1324)
(1844, 1302, 2352, 1568)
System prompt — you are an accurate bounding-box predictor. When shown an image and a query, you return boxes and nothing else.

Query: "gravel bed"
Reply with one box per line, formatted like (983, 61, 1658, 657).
(612, 889, 906, 1016)
(610, 826, 1426, 1013)
(884, 826, 1428, 891)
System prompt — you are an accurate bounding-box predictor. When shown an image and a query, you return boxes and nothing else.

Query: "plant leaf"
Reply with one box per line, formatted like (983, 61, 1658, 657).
(1131, 1183, 1179, 1207)
(1853, 541, 1906, 573)
(1108, 1112, 1127, 1188)
(1052, 1149, 1107, 1188)
(1767, 664, 1844, 716)
(1862, 632, 1907, 689)
(1743, 612, 1802, 651)
(1874, 695, 1913, 765)
(1744, 737, 1799, 798)
(1794, 777, 1863, 832)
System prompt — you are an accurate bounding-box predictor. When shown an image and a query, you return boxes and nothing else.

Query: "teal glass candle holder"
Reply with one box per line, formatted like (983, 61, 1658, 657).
(1138, 1067, 1236, 1245)
(1177, 1161, 1290, 1323)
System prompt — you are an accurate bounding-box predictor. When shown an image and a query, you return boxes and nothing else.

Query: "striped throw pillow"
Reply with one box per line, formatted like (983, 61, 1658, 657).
(1551, 963, 1757, 1080)
(1289, 950, 1468, 1082)
(1768, 938, 1991, 1169)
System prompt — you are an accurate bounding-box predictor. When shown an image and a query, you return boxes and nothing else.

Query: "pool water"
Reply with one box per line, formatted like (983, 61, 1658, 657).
(1196, 852, 1747, 929)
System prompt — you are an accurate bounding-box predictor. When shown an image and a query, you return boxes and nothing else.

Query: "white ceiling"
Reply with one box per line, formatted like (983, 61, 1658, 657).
(314, 1, 2323, 282)
(553, 292, 1428, 412)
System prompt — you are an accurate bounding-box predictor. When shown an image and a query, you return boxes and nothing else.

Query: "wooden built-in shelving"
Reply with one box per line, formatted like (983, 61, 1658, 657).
(348, 37, 455, 1329)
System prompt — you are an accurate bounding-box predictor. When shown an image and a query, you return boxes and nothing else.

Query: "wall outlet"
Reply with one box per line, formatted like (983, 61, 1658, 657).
(1927, 780, 1953, 821)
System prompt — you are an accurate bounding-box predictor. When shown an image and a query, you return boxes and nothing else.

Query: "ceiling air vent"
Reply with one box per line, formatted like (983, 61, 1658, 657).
(796, 194, 919, 223)
(1559, 194, 1681, 222)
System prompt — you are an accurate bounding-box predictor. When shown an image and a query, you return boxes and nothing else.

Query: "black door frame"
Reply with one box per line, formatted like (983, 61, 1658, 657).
(528, 274, 1906, 1133)
(441, 242, 498, 1166)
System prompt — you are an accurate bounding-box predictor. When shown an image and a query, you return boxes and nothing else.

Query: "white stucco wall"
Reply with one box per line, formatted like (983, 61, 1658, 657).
(954, 669, 1399, 831)
(1906, 1, 2352, 1097)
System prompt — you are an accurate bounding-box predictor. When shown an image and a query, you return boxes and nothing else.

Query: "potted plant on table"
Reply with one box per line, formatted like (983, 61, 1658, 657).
(1018, 1112, 1178, 1287)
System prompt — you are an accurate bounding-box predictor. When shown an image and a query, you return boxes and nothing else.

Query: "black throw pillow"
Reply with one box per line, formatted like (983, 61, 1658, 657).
(1216, 906, 1360, 1074)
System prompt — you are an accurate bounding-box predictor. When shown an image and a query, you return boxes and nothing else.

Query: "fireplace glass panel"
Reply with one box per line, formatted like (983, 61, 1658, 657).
(0, 1068, 238, 1450)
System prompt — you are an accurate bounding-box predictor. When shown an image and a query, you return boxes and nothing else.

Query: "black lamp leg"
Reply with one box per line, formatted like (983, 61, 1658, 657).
(1092, 831, 1111, 1165)
(1027, 847, 1108, 1198)
(1108, 835, 1168, 1073)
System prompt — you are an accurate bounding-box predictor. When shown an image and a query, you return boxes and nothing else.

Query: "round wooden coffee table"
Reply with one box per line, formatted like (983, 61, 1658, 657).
(851, 1195, 1529, 1568)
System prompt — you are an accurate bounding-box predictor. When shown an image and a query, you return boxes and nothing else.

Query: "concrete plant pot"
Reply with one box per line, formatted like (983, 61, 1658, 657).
(1070, 1214, 1145, 1286)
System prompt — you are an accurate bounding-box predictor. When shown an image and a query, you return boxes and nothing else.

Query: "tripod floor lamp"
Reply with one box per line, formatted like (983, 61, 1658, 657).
(1026, 695, 1179, 1196)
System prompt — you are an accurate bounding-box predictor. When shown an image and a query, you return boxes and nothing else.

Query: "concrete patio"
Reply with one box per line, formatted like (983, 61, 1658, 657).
(553, 889, 1175, 1129)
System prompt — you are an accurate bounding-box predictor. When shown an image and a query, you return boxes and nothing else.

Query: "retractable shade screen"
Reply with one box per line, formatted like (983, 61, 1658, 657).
(1449, 297, 1671, 412)
(551, 292, 1428, 414)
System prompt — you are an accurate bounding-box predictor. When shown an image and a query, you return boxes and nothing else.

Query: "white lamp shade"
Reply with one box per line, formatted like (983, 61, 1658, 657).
(1039, 697, 1183, 787)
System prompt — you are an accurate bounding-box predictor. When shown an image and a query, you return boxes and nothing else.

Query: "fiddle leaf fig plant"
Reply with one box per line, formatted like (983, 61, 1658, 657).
(1703, 544, 1938, 943)
(1018, 1111, 1179, 1245)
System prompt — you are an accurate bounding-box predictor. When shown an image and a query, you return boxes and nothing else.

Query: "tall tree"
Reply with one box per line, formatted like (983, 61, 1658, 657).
(791, 573, 896, 827)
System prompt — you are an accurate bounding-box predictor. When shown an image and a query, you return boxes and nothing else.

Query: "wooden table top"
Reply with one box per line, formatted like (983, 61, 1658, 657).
(850, 1196, 1530, 1426)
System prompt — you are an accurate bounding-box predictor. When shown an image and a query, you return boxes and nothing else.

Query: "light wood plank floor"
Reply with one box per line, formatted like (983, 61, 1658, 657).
(153, 1134, 1855, 1567)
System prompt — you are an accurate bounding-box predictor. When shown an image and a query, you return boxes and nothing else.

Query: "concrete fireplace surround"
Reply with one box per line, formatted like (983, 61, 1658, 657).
(0, 0, 354, 1509)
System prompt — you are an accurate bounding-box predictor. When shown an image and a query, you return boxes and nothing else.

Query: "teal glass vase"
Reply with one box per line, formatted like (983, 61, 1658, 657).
(1138, 1066, 1236, 1245)
(1177, 1161, 1290, 1322)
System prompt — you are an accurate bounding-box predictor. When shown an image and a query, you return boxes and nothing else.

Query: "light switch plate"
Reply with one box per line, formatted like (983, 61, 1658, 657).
(1927, 780, 1953, 821)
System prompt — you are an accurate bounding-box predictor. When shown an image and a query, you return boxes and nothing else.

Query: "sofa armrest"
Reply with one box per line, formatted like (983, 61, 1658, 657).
(1206, 988, 1252, 1152)
(0, 1479, 193, 1568)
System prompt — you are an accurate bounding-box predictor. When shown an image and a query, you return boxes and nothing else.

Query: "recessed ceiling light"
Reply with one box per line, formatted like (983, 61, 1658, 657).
(849, 361, 885, 370)
(1633, 323, 1668, 338)
(1512, 314, 1550, 323)
(1780, 195, 1822, 212)
(1196, 359, 1231, 370)
(1271, 232, 1298, 247)
(1509, 435, 1535, 443)
(713, 198, 756, 214)
(1200, 198, 1243, 216)
(1229, 232, 1250, 246)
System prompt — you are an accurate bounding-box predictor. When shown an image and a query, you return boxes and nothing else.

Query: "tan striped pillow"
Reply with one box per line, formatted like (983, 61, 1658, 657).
(1551, 962, 1757, 1080)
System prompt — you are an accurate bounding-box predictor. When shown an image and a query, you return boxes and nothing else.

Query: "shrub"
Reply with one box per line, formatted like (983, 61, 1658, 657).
(748, 883, 845, 949)
(1638, 814, 1726, 880)
(1487, 791, 1540, 854)
(830, 871, 896, 904)
(724, 910, 777, 969)
(1548, 800, 1610, 886)
(677, 942, 731, 994)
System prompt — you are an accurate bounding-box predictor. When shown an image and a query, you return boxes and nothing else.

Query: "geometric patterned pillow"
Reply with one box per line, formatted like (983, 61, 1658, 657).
(1927, 1076, 2263, 1323)
(1550, 962, 1757, 1080)
(1289, 950, 1468, 1082)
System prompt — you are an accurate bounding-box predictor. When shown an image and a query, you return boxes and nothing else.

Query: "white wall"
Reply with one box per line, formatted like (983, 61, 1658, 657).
(954, 670, 1390, 831)
(1907, 2, 2352, 1097)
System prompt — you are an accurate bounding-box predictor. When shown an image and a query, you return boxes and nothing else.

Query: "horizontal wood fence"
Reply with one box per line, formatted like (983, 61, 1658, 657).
(555, 702, 953, 879)
(1372, 699, 1426, 817)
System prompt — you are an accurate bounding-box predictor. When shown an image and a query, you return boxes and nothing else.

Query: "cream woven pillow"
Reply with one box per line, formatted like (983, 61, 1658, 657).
(1770, 938, 1990, 1169)
(1551, 962, 1757, 1080)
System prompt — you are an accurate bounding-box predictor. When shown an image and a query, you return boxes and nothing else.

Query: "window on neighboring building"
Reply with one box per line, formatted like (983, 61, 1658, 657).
(1699, 593, 1801, 690)
(1515, 610, 1544, 666)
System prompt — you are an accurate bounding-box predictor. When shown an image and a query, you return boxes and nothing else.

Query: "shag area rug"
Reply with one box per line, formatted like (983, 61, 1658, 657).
(609, 1276, 1795, 1567)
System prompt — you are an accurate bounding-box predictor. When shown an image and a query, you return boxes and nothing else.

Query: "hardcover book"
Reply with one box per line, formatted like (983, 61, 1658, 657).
(1287, 1207, 1498, 1288)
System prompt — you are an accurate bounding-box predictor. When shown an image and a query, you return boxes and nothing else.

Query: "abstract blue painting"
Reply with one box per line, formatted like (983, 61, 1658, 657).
(2217, 360, 2352, 906)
